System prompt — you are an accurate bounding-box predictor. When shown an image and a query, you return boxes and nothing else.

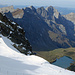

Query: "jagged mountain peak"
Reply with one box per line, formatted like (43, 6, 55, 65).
(4, 6, 75, 51)
(46, 6, 58, 12)
(38, 6, 45, 10)
(0, 5, 15, 14)
(29, 6, 36, 12)
(29, 6, 36, 10)
(45, 6, 57, 14)
(63, 12, 75, 26)
(37, 6, 60, 20)
(46, 6, 54, 11)
(63, 12, 75, 17)
(36, 6, 48, 19)
(24, 6, 36, 13)
(46, 6, 60, 19)
(37, 6, 46, 13)
(68, 12, 75, 15)
(12, 8, 24, 18)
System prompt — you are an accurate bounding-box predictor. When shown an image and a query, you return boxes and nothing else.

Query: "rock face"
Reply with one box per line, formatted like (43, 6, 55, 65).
(3, 6, 75, 51)
(0, 5, 15, 14)
(63, 13, 75, 31)
(63, 13, 75, 24)
(0, 13, 32, 55)
(12, 8, 24, 18)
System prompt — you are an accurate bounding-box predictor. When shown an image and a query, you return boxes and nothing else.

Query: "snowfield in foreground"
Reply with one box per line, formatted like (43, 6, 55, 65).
(0, 35, 75, 75)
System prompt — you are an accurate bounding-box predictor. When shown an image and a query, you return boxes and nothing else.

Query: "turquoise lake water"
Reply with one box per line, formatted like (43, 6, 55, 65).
(52, 56, 74, 68)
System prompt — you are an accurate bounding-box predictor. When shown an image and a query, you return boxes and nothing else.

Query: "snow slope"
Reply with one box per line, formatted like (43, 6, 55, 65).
(0, 35, 75, 75)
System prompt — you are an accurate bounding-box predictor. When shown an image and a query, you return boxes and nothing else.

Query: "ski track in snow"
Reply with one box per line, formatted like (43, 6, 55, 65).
(0, 34, 75, 75)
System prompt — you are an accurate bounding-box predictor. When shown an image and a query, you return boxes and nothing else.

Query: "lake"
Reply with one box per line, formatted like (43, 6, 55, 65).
(52, 56, 74, 68)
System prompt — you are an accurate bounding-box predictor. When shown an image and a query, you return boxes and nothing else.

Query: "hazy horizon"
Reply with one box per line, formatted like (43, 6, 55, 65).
(0, 0, 75, 8)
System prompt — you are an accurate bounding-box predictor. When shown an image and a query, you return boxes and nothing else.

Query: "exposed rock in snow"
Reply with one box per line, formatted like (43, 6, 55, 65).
(22, 47, 26, 50)
(17, 26, 22, 29)
(11, 22, 16, 25)
(0, 35, 75, 75)
(10, 31, 12, 34)
(0, 13, 32, 55)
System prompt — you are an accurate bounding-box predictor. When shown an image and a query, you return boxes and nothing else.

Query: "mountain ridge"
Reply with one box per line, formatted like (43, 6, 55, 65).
(2, 5, 75, 51)
(0, 13, 32, 55)
(0, 6, 75, 75)
(0, 33, 75, 75)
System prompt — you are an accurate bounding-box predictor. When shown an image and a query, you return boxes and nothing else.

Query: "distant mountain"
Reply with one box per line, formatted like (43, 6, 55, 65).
(63, 12, 75, 24)
(2, 5, 75, 51)
(0, 5, 15, 14)
(55, 7, 75, 15)
(0, 6, 75, 75)
(0, 27, 75, 75)
(0, 4, 8, 8)
(14, 5, 75, 15)
(14, 5, 47, 9)
(63, 12, 75, 35)
(0, 13, 32, 55)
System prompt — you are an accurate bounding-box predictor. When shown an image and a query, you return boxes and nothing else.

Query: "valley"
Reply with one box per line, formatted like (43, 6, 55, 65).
(34, 47, 75, 71)
(0, 4, 75, 74)
(3, 5, 75, 51)
(34, 47, 75, 63)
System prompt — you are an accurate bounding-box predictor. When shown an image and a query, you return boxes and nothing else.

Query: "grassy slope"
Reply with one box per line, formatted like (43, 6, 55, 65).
(34, 47, 75, 63)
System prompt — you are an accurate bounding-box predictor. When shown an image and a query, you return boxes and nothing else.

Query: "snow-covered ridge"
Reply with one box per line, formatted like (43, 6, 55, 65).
(0, 19, 22, 31)
(0, 13, 32, 55)
(0, 35, 75, 75)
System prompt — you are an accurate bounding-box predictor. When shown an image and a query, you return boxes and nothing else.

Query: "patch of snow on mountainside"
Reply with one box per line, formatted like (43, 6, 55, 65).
(0, 35, 75, 75)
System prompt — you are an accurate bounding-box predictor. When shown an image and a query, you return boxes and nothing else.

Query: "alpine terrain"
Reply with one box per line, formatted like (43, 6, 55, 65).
(0, 13, 75, 75)
(2, 5, 75, 51)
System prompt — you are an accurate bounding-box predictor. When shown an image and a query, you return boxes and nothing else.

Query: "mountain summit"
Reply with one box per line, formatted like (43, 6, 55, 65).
(3, 6, 75, 51)
(0, 6, 75, 75)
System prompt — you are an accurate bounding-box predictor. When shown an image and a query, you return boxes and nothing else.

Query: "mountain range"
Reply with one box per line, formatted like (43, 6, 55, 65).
(0, 27, 75, 75)
(0, 5, 75, 75)
(0, 12, 75, 75)
(1, 5, 75, 51)
(63, 12, 75, 24)
(0, 4, 8, 8)
(55, 7, 75, 15)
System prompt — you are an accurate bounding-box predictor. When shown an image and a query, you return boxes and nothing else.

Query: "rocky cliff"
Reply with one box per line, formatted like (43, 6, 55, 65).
(0, 13, 32, 55)
(0, 5, 15, 14)
(63, 13, 75, 31)
(3, 6, 75, 51)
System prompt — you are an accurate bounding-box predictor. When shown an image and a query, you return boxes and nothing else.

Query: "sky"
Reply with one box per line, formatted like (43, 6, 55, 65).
(0, 0, 75, 8)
